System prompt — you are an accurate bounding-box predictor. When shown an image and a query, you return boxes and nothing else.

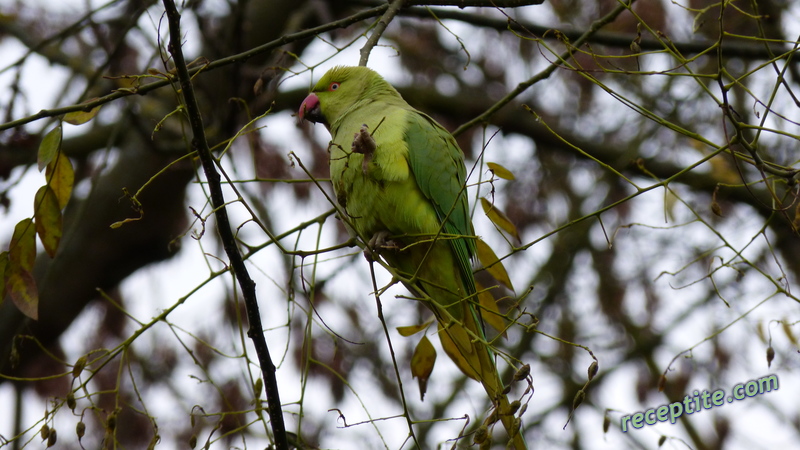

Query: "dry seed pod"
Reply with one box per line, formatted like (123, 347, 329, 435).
(72, 355, 87, 378)
(588, 361, 598, 380)
(513, 364, 530, 382)
(473, 424, 489, 444)
(46, 429, 57, 447)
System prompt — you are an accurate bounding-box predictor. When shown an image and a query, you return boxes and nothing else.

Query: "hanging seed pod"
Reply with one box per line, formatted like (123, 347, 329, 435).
(40, 424, 51, 440)
(473, 424, 489, 445)
(72, 355, 87, 378)
(588, 361, 598, 380)
(513, 364, 530, 382)
(46, 429, 57, 447)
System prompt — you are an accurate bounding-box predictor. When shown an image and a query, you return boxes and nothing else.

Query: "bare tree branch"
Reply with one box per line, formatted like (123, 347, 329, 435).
(395, 6, 793, 60)
(452, 0, 634, 136)
(0, 4, 389, 132)
(359, 0, 405, 66)
(161, 1, 287, 449)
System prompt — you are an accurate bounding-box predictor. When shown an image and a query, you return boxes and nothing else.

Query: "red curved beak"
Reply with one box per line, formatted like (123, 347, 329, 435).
(298, 93, 322, 123)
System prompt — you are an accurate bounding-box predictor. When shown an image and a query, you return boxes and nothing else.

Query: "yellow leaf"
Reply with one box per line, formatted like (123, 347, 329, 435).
(63, 101, 101, 125)
(7, 266, 38, 320)
(475, 282, 506, 336)
(756, 322, 766, 343)
(37, 126, 62, 172)
(437, 321, 479, 380)
(487, 162, 516, 180)
(8, 220, 38, 318)
(410, 335, 436, 401)
(475, 238, 514, 291)
(10, 219, 36, 271)
(709, 154, 739, 184)
(396, 319, 434, 337)
(0, 251, 8, 301)
(46, 151, 74, 209)
(34, 186, 63, 258)
(480, 197, 519, 241)
(783, 320, 797, 346)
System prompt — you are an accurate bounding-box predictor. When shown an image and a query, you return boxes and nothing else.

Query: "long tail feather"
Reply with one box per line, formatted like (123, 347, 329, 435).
(383, 236, 528, 449)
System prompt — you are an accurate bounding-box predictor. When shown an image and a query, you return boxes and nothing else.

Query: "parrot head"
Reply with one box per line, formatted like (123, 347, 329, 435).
(298, 66, 398, 129)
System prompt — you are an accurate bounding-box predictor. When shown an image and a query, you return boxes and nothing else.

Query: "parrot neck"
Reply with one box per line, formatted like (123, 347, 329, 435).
(329, 98, 373, 135)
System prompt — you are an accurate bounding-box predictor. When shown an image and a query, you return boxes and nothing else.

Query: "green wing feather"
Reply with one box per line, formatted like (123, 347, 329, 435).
(404, 112, 529, 449)
(403, 112, 477, 300)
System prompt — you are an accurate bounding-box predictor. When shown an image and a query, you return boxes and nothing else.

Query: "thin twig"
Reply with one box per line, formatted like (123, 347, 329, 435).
(359, 0, 405, 66)
(0, 5, 390, 132)
(394, 5, 793, 60)
(160, 1, 287, 449)
(452, 0, 635, 137)
(367, 259, 421, 448)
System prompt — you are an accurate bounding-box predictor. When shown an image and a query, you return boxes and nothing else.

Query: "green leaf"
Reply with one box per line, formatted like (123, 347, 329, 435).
(7, 266, 38, 320)
(396, 319, 434, 337)
(37, 126, 62, 172)
(487, 162, 516, 180)
(480, 197, 520, 241)
(10, 218, 36, 271)
(410, 335, 436, 401)
(63, 101, 101, 125)
(46, 151, 74, 209)
(34, 186, 63, 257)
(476, 238, 514, 291)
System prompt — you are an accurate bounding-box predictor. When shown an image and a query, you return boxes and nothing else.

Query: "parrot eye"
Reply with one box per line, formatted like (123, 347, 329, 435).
(328, 82, 340, 91)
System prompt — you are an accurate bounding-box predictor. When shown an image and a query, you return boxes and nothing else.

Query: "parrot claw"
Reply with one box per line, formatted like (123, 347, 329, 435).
(351, 124, 376, 154)
(352, 124, 376, 175)
(363, 230, 398, 261)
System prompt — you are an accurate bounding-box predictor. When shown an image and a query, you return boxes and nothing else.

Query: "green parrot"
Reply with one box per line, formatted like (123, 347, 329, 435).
(299, 66, 527, 449)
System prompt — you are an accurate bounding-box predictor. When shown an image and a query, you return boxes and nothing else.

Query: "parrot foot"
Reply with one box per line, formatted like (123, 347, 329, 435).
(363, 230, 398, 261)
(351, 124, 376, 175)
